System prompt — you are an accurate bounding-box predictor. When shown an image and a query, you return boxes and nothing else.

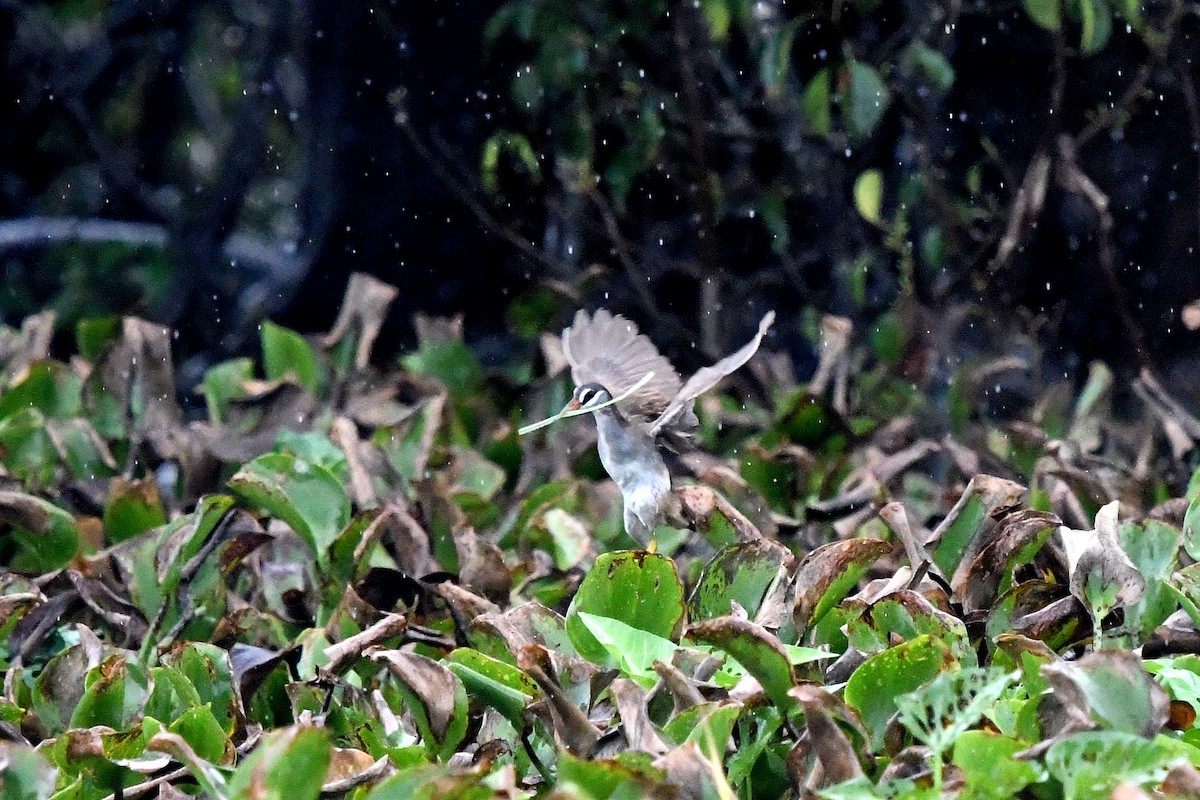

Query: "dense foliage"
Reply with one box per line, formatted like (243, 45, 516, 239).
(5, 276, 1200, 798)
(2, 1, 1199, 378)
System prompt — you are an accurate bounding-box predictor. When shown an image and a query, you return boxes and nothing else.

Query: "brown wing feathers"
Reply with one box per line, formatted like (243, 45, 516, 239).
(561, 310, 682, 421)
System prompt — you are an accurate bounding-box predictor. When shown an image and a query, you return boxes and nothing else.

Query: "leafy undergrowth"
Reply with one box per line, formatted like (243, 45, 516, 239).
(5, 275, 1200, 800)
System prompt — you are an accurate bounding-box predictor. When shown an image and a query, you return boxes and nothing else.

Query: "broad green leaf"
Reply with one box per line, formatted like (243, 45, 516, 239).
(1023, 0, 1062, 30)
(953, 731, 1046, 800)
(1119, 519, 1181, 639)
(0, 743, 57, 800)
(853, 169, 883, 224)
(566, 551, 685, 665)
(690, 616, 797, 715)
(930, 475, 1026, 578)
(103, 477, 167, 544)
(0, 361, 82, 421)
(847, 61, 890, 137)
(445, 648, 539, 727)
(792, 538, 892, 634)
(70, 654, 150, 730)
(556, 751, 666, 799)
(402, 341, 483, 398)
(226, 726, 330, 800)
(229, 452, 350, 562)
(689, 539, 792, 622)
(274, 429, 350, 484)
(1076, 0, 1112, 55)
(168, 704, 231, 765)
(542, 508, 590, 571)
(1, 491, 80, 573)
(143, 666, 204, 724)
(845, 635, 957, 745)
(662, 703, 741, 758)
(908, 44, 955, 91)
(201, 358, 254, 424)
(76, 315, 122, 363)
(1043, 650, 1168, 736)
(0, 410, 57, 486)
(803, 69, 832, 136)
(577, 612, 680, 688)
(1183, 494, 1200, 561)
(261, 321, 323, 395)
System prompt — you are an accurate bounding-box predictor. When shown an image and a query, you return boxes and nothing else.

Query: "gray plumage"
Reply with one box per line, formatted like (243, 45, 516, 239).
(562, 309, 775, 543)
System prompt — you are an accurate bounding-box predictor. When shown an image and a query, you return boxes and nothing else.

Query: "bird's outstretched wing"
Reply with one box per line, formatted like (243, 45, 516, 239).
(650, 310, 775, 438)
(562, 309, 682, 421)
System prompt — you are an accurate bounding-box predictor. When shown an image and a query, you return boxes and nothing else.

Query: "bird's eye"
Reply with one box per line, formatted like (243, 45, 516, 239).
(578, 388, 594, 405)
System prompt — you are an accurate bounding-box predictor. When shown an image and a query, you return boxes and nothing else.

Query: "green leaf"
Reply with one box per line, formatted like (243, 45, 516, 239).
(226, 726, 330, 800)
(0, 409, 57, 486)
(229, 452, 350, 563)
(402, 342, 483, 398)
(1023, 0, 1062, 31)
(566, 551, 685, 665)
(846, 61, 890, 137)
(261, 321, 323, 395)
(1, 492, 80, 573)
(201, 358, 254, 424)
(845, 635, 957, 745)
(761, 19, 801, 98)
(663, 703, 741, 758)
(897, 667, 1015, 755)
(103, 477, 167, 544)
(1119, 519, 1181, 639)
(0, 362, 82, 420)
(0, 743, 57, 800)
(556, 752, 666, 800)
(689, 539, 792, 622)
(143, 666, 204, 724)
(1076, 0, 1112, 55)
(690, 617, 797, 716)
(70, 654, 150, 730)
(577, 612, 680, 687)
(853, 169, 884, 224)
(76, 315, 122, 363)
(169, 704, 231, 764)
(542, 508, 590, 571)
(792, 538, 892, 634)
(953, 731, 1046, 800)
(802, 69, 832, 137)
(1183, 495, 1200, 561)
(1044, 731, 1188, 800)
(908, 44, 955, 91)
(700, 0, 731, 39)
(445, 648, 539, 727)
(274, 429, 350, 485)
(1043, 651, 1168, 736)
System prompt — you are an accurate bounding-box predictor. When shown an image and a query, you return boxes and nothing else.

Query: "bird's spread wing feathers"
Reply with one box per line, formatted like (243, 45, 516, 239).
(650, 310, 775, 438)
(561, 309, 682, 421)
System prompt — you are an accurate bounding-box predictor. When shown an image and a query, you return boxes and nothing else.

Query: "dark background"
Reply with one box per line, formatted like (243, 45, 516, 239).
(1, 0, 1198, 404)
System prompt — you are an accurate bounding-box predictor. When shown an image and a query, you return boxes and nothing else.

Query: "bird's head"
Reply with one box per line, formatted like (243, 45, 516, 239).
(565, 382, 612, 412)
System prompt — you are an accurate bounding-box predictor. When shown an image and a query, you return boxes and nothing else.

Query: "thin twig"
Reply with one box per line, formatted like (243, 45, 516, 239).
(1055, 135, 1153, 370)
(586, 189, 659, 319)
(387, 89, 566, 276)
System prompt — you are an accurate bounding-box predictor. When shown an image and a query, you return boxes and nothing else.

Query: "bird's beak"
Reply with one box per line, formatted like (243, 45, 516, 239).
(564, 398, 583, 412)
